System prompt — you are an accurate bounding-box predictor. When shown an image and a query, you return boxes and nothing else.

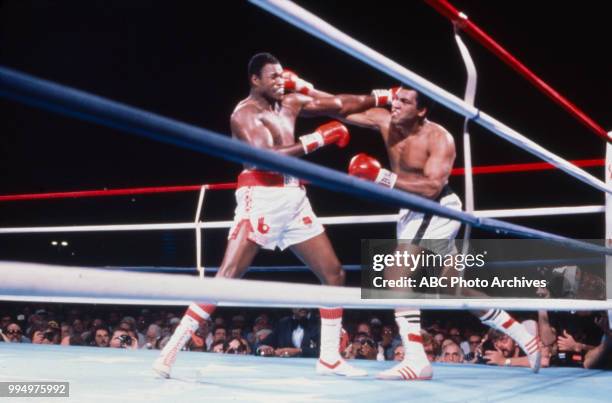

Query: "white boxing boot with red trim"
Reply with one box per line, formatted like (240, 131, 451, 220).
(153, 303, 216, 378)
(377, 310, 432, 381)
(480, 309, 542, 373)
(315, 307, 367, 377)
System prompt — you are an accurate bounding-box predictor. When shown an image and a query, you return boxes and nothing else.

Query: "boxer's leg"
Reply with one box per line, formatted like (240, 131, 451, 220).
(290, 233, 366, 377)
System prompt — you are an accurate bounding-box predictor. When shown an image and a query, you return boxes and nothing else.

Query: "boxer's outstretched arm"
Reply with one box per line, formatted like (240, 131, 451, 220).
(297, 93, 377, 118)
(343, 107, 390, 131)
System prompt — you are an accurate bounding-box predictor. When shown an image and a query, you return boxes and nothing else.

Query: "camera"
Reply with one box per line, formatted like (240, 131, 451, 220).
(360, 338, 376, 349)
(118, 334, 133, 347)
(474, 351, 488, 365)
(44, 331, 56, 342)
(551, 351, 584, 367)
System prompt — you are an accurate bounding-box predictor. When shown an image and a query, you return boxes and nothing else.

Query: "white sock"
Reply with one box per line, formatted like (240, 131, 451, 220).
(395, 309, 428, 363)
(158, 302, 216, 367)
(319, 307, 343, 361)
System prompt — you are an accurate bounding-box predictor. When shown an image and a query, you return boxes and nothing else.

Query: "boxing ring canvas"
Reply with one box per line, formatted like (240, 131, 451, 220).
(1, 343, 610, 403)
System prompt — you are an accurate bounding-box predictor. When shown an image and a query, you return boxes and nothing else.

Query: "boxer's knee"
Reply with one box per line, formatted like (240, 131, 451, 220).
(322, 264, 345, 286)
(217, 262, 242, 279)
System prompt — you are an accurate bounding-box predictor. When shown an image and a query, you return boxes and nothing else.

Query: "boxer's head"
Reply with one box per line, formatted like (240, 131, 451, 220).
(390, 87, 432, 126)
(248, 52, 284, 101)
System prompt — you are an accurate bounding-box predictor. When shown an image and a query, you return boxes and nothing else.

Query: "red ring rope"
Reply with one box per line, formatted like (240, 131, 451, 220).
(0, 158, 603, 202)
(424, 0, 609, 142)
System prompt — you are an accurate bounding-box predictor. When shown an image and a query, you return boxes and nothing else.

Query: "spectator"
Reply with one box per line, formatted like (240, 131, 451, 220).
(539, 308, 598, 367)
(231, 315, 247, 336)
(343, 332, 377, 360)
(121, 316, 145, 346)
(210, 340, 227, 353)
(228, 327, 251, 355)
(440, 338, 454, 354)
(259, 309, 320, 358)
(60, 324, 72, 342)
(369, 317, 383, 342)
(143, 324, 162, 350)
(422, 331, 436, 363)
(72, 319, 85, 339)
(355, 322, 371, 337)
(61, 331, 85, 346)
(433, 332, 445, 348)
(380, 325, 396, 360)
(440, 342, 463, 364)
(81, 318, 106, 343)
(354, 333, 378, 360)
(109, 329, 137, 350)
(213, 326, 228, 344)
(448, 327, 462, 347)
(213, 317, 226, 330)
(393, 345, 404, 362)
(584, 312, 612, 369)
(226, 337, 249, 355)
(107, 311, 121, 329)
(2, 323, 27, 343)
(484, 320, 548, 368)
(1, 315, 12, 331)
(253, 328, 273, 352)
(30, 323, 59, 345)
(464, 334, 483, 362)
(93, 327, 110, 347)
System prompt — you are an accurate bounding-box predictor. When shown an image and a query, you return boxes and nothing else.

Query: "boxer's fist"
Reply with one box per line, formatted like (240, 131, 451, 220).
(348, 153, 397, 188)
(371, 87, 401, 107)
(282, 69, 314, 95)
(299, 121, 350, 154)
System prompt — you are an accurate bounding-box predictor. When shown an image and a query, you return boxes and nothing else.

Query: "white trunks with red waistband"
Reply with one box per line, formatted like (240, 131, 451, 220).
(228, 170, 324, 250)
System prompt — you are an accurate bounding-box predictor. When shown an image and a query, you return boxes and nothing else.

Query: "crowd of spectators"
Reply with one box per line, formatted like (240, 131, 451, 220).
(1, 303, 609, 370)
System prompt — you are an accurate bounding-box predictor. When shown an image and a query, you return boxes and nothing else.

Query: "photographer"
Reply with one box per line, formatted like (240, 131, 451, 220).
(584, 312, 612, 369)
(30, 322, 61, 345)
(537, 274, 603, 367)
(109, 329, 138, 350)
(225, 337, 250, 355)
(343, 332, 378, 360)
(484, 319, 549, 368)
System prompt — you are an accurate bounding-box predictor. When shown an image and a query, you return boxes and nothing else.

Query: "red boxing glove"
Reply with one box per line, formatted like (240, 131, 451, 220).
(299, 121, 350, 154)
(371, 86, 401, 107)
(282, 69, 314, 95)
(348, 153, 397, 188)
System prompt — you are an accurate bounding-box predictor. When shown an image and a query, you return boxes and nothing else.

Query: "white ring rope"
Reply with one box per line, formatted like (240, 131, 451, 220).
(0, 206, 604, 234)
(1, 262, 610, 311)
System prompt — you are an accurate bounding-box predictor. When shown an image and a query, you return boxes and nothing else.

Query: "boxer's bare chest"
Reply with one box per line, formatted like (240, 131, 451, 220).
(258, 106, 298, 147)
(385, 126, 431, 176)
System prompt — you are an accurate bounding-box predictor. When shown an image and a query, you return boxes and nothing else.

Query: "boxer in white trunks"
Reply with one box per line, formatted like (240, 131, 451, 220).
(154, 52, 380, 379)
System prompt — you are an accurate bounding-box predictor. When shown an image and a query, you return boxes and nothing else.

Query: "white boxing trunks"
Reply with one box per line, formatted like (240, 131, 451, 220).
(228, 170, 324, 250)
(397, 185, 462, 253)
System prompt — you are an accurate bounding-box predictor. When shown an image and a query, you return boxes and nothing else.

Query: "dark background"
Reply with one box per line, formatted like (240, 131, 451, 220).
(0, 1, 609, 277)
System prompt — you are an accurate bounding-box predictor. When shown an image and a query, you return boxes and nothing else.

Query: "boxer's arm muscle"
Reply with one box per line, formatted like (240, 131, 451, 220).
(230, 109, 304, 157)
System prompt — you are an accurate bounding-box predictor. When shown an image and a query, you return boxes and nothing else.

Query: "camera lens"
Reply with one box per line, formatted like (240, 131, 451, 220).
(118, 334, 133, 346)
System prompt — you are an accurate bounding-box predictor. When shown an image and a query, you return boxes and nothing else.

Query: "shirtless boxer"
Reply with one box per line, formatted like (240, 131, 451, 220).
(344, 87, 541, 380)
(153, 52, 378, 378)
